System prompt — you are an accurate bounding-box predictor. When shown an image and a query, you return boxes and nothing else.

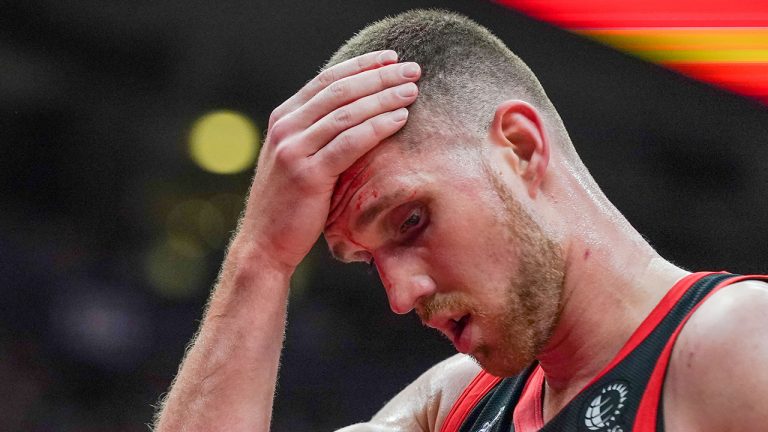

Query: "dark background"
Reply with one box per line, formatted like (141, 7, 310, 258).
(1, 0, 766, 430)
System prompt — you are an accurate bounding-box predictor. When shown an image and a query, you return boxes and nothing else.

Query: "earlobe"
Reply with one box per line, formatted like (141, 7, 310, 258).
(490, 100, 550, 198)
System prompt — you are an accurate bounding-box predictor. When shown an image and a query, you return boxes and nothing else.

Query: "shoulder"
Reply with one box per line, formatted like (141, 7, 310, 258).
(337, 354, 482, 432)
(666, 278, 768, 431)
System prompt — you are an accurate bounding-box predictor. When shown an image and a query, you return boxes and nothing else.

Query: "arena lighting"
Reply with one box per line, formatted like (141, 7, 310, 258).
(493, 0, 768, 105)
(167, 198, 227, 249)
(188, 110, 261, 174)
(144, 233, 208, 300)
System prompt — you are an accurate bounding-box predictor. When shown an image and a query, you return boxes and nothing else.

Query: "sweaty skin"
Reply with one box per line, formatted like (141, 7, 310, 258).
(154, 43, 768, 431)
(323, 95, 768, 431)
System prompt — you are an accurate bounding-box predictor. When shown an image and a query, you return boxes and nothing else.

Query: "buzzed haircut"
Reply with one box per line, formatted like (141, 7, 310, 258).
(326, 9, 570, 146)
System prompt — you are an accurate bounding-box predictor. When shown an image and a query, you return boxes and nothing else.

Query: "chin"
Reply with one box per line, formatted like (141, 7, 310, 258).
(471, 348, 534, 378)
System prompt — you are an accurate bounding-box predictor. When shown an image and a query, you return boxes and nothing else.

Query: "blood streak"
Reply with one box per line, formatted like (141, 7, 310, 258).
(338, 226, 369, 251)
(375, 259, 393, 291)
(329, 162, 373, 224)
(355, 189, 368, 210)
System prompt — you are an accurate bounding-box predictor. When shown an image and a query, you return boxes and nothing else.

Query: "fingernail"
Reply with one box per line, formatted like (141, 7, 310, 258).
(378, 50, 397, 63)
(401, 62, 420, 78)
(392, 108, 408, 122)
(397, 83, 417, 97)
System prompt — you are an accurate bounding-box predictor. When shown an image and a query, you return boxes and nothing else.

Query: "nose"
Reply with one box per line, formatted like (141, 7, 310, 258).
(374, 254, 436, 314)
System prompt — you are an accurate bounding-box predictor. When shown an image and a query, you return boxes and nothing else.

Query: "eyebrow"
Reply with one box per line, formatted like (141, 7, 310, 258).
(328, 187, 417, 262)
(328, 190, 410, 262)
(354, 190, 408, 231)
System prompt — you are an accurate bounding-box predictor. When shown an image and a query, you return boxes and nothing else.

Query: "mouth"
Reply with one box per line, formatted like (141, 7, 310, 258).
(452, 314, 472, 353)
(426, 313, 473, 354)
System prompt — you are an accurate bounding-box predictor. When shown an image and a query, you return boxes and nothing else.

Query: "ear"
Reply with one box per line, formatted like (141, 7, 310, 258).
(489, 100, 550, 198)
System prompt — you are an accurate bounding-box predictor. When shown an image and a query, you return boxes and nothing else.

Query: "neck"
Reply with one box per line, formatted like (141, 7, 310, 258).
(535, 193, 688, 408)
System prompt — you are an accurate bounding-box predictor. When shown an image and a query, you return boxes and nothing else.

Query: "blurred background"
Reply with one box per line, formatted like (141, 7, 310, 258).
(1, 0, 766, 430)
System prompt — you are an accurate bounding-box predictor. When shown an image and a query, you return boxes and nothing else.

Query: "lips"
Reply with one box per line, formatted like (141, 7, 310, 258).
(453, 314, 472, 353)
(425, 313, 473, 354)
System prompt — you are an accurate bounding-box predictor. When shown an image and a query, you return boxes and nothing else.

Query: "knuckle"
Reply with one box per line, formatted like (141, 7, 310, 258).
(333, 108, 352, 127)
(317, 68, 335, 87)
(268, 109, 282, 129)
(273, 143, 297, 166)
(336, 131, 355, 152)
(267, 117, 290, 143)
(329, 80, 347, 97)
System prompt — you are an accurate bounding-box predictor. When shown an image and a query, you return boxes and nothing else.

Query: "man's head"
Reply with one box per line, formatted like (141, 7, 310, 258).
(325, 9, 572, 152)
(324, 9, 572, 376)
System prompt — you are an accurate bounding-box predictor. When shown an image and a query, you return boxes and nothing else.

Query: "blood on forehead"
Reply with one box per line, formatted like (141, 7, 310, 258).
(327, 157, 374, 225)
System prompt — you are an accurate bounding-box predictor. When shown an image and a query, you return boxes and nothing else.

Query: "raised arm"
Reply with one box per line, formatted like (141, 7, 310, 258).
(153, 50, 421, 431)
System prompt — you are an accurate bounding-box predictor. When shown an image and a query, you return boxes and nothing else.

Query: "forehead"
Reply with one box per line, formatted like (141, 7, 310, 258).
(327, 140, 422, 225)
(324, 137, 487, 257)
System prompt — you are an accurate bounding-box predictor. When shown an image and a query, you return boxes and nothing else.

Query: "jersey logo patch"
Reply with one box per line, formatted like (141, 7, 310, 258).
(582, 381, 629, 432)
(476, 407, 505, 432)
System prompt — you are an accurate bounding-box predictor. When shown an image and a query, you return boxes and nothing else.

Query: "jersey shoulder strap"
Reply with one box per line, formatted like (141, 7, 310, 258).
(440, 371, 503, 432)
(633, 273, 768, 431)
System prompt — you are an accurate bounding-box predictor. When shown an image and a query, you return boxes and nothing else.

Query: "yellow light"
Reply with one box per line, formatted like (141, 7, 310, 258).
(188, 110, 260, 174)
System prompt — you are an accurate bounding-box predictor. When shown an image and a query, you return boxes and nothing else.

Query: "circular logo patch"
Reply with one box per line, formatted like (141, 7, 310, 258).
(583, 381, 629, 432)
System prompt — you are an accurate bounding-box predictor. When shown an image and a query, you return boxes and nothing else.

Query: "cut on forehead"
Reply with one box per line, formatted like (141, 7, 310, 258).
(329, 118, 473, 216)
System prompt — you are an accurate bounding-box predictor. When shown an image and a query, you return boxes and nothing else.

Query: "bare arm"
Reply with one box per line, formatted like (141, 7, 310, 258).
(666, 279, 768, 432)
(153, 50, 421, 431)
(337, 354, 482, 432)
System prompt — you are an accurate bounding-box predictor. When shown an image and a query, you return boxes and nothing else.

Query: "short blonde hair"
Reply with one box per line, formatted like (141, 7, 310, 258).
(326, 9, 568, 147)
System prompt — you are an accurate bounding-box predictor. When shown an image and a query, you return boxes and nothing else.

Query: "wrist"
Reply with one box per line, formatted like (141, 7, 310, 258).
(225, 234, 296, 282)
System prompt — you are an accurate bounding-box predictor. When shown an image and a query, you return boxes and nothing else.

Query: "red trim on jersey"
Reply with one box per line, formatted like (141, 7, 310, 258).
(512, 364, 545, 432)
(440, 272, 724, 432)
(632, 274, 768, 431)
(504, 272, 721, 428)
(440, 271, 744, 431)
(582, 272, 725, 389)
(440, 370, 502, 432)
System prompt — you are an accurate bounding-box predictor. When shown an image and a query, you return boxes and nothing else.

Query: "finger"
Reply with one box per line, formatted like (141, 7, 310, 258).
(312, 108, 409, 176)
(271, 50, 398, 126)
(289, 62, 421, 132)
(301, 82, 418, 153)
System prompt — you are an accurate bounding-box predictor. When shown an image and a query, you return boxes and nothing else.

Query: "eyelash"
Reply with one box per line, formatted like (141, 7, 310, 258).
(365, 206, 426, 274)
(400, 207, 424, 234)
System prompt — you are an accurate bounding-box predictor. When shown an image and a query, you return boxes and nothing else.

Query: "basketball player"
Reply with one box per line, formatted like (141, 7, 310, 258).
(154, 10, 768, 431)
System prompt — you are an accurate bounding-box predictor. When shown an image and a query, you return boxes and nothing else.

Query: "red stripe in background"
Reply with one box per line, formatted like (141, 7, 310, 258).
(665, 63, 768, 104)
(492, 0, 768, 28)
(492, 0, 768, 105)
